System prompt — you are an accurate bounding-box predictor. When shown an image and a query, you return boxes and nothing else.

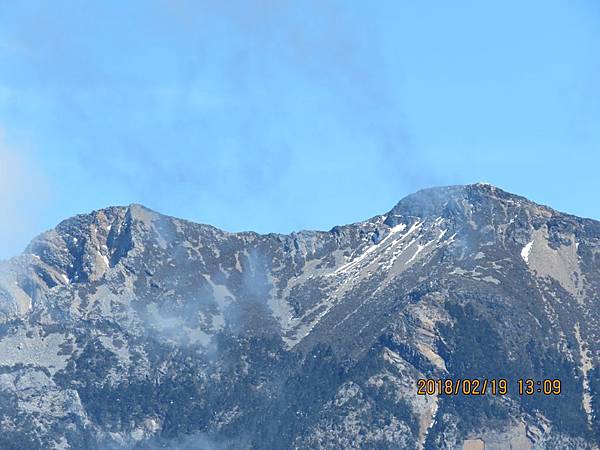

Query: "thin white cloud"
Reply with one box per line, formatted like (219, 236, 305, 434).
(0, 130, 49, 259)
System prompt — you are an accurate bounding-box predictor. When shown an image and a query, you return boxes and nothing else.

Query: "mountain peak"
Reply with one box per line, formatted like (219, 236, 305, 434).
(383, 183, 531, 227)
(1, 183, 600, 448)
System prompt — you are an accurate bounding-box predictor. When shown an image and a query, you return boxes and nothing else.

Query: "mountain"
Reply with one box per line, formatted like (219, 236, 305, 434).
(0, 183, 599, 449)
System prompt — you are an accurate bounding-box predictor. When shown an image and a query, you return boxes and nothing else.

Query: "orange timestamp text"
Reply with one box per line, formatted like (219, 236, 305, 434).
(417, 378, 561, 396)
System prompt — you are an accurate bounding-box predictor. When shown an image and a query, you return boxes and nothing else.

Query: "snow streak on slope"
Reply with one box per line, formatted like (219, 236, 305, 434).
(280, 218, 451, 347)
(332, 222, 409, 276)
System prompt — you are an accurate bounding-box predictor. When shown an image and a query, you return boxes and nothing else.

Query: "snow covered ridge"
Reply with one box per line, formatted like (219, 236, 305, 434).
(0, 183, 598, 449)
(280, 217, 455, 347)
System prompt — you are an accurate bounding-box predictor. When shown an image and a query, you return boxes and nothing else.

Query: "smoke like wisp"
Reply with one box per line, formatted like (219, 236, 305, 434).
(0, 131, 49, 260)
(11, 0, 441, 222)
(96, 430, 237, 450)
(157, 0, 429, 187)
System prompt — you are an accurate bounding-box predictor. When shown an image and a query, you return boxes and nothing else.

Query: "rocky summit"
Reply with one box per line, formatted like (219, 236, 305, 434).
(0, 183, 599, 449)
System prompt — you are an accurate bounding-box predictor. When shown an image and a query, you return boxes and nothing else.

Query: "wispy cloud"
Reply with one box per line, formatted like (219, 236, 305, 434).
(0, 129, 49, 259)
(0, 0, 442, 239)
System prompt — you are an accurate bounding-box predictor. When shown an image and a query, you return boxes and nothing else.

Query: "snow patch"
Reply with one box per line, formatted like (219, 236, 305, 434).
(521, 240, 533, 263)
(332, 221, 415, 276)
(101, 254, 110, 268)
(390, 223, 407, 234)
(406, 244, 425, 265)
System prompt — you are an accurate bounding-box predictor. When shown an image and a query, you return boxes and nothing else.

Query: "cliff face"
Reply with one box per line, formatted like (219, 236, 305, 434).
(0, 183, 599, 449)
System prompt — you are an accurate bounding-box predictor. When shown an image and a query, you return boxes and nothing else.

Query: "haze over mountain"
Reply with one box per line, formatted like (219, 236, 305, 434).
(0, 183, 598, 449)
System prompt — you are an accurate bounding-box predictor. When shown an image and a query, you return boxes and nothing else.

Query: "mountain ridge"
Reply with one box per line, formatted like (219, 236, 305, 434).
(0, 183, 598, 449)
(6, 183, 547, 254)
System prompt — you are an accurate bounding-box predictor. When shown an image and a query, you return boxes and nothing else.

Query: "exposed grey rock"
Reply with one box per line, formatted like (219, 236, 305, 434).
(0, 183, 598, 449)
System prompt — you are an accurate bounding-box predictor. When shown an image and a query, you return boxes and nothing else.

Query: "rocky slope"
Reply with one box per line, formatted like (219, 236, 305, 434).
(0, 183, 599, 449)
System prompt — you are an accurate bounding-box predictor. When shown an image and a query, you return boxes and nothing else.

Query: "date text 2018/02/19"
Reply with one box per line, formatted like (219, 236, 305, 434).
(416, 378, 561, 396)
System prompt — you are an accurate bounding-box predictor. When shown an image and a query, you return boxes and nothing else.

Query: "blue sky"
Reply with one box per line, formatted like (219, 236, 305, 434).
(0, 0, 599, 259)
